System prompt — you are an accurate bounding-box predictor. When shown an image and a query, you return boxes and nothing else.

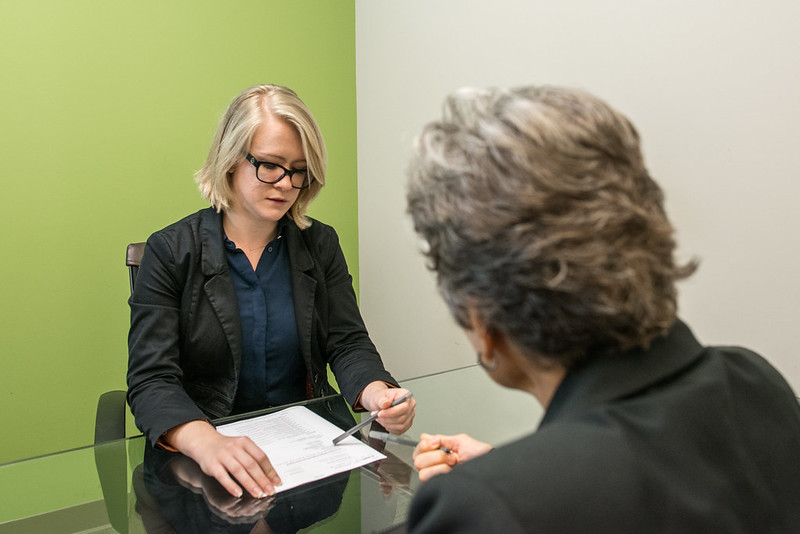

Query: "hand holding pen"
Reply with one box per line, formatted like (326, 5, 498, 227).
(333, 389, 416, 445)
(359, 385, 416, 435)
(412, 433, 493, 482)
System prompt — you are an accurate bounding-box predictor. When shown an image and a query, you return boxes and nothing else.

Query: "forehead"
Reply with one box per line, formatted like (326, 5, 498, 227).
(249, 112, 304, 162)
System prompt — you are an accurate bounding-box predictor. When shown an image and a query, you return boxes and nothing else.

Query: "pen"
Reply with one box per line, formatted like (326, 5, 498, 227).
(332, 392, 413, 445)
(369, 430, 453, 454)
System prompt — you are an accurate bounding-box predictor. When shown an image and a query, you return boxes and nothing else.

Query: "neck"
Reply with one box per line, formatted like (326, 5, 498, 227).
(527, 364, 568, 408)
(502, 341, 568, 409)
(222, 211, 279, 251)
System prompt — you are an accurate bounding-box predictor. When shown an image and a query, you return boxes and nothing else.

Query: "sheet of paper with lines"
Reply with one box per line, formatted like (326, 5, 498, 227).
(218, 405, 385, 492)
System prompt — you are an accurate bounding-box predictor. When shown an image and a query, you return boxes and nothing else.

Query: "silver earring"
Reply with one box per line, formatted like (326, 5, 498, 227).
(477, 351, 498, 372)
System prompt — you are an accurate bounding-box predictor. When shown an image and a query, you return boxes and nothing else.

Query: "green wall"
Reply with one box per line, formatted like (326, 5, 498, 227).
(0, 1, 358, 464)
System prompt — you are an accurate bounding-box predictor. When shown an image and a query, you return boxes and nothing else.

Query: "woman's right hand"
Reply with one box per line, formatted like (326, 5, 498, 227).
(163, 420, 282, 499)
(413, 432, 493, 482)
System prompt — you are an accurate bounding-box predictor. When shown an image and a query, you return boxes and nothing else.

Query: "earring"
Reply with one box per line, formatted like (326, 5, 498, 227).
(477, 351, 498, 372)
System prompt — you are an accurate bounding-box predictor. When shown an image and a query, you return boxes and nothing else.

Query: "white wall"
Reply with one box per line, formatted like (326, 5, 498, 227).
(356, 0, 800, 389)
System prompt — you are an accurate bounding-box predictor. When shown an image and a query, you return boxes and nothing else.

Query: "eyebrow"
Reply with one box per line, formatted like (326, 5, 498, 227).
(253, 153, 308, 167)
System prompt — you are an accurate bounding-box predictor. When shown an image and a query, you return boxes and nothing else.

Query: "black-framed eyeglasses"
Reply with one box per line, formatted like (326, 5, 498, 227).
(245, 153, 312, 189)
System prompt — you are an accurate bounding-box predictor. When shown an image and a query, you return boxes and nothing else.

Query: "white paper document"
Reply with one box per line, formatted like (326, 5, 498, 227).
(217, 406, 385, 493)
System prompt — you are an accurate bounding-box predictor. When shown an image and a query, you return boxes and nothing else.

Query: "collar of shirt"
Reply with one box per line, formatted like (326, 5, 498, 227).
(223, 216, 289, 252)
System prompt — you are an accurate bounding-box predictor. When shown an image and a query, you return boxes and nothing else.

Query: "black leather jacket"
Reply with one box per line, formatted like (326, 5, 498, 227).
(127, 207, 398, 445)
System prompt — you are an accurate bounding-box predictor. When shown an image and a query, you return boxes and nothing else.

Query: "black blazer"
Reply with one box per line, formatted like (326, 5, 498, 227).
(127, 208, 398, 445)
(408, 321, 800, 533)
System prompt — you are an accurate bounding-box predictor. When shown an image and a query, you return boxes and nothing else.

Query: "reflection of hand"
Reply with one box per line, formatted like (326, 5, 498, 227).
(360, 384, 416, 434)
(413, 433, 492, 482)
(365, 432, 414, 497)
(203, 488, 275, 524)
(168, 454, 276, 523)
(169, 454, 207, 489)
(163, 420, 282, 498)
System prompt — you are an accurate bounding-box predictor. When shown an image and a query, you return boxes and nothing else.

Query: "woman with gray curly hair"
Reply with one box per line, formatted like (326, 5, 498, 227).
(406, 85, 800, 533)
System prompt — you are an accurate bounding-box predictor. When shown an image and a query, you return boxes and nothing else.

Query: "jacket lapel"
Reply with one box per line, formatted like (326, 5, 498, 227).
(284, 222, 317, 375)
(198, 208, 243, 379)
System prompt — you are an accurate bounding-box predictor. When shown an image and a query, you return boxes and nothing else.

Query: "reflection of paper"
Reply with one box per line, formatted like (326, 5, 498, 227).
(217, 406, 385, 493)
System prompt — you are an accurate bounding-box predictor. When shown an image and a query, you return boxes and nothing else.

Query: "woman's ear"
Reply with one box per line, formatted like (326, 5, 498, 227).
(466, 307, 495, 357)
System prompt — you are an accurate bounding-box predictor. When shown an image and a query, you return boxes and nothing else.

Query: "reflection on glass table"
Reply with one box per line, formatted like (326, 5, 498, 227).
(131, 394, 413, 534)
(0, 364, 544, 534)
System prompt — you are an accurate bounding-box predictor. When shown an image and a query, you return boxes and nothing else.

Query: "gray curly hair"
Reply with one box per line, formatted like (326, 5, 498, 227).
(406, 85, 696, 368)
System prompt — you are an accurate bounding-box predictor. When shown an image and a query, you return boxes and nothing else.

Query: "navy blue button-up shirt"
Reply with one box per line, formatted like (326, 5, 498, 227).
(224, 219, 306, 413)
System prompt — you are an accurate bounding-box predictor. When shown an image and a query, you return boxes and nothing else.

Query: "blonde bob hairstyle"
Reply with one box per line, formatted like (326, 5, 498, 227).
(195, 84, 327, 229)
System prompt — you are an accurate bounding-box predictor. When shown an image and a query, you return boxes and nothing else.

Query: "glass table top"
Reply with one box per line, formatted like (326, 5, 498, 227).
(0, 364, 544, 533)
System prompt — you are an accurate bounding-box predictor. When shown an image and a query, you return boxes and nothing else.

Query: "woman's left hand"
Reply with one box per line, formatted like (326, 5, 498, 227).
(360, 382, 416, 434)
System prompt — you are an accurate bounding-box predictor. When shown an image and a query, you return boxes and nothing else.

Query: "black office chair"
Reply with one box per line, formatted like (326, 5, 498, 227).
(93, 242, 145, 534)
(125, 242, 145, 295)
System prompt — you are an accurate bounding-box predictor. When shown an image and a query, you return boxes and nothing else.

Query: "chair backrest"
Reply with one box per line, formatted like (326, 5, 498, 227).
(126, 242, 145, 295)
